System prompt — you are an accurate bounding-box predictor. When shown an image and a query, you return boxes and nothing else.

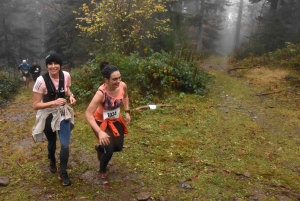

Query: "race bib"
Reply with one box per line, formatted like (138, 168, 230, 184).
(23, 70, 28, 74)
(103, 107, 120, 120)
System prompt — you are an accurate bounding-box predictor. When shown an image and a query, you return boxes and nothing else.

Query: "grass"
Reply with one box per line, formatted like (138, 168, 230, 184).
(1, 65, 300, 200)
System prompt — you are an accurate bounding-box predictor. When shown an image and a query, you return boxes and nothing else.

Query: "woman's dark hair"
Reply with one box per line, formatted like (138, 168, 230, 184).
(100, 61, 119, 79)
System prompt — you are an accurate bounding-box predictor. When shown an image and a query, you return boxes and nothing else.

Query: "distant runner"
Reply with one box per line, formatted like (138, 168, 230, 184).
(29, 60, 41, 83)
(18, 60, 30, 88)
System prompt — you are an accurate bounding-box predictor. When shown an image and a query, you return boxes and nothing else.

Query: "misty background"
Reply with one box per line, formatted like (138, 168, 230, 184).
(0, 0, 299, 68)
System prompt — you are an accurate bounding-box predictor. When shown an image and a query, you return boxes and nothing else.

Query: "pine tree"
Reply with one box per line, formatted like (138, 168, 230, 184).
(0, 0, 39, 66)
(42, 0, 90, 64)
(235, 0, 300, 57)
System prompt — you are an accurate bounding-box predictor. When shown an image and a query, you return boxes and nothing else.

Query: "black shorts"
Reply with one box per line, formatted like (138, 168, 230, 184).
(22, 72, 30, 78)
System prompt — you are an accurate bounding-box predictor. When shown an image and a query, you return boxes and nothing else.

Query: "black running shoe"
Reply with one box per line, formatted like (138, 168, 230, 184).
(99, 172, 109, 185)
(95, 144, 103, 161)
(49, 160, 57, 173)
(59, 172, 71, 186)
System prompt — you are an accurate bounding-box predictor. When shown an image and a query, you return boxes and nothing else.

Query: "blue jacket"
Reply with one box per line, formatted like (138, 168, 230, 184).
(19, 63, 30, 73)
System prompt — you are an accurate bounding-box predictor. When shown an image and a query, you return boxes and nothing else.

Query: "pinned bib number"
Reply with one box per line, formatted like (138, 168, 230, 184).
(103, 107, 120, 120)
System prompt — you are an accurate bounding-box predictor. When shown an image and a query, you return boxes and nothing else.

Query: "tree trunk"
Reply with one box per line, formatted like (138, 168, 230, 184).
(269, 0, 279, 15)
(0, 2, 9, 62)
(196, 0, 204, 51)
(234, 0, 244, 48)
(288, 0, 295, 12)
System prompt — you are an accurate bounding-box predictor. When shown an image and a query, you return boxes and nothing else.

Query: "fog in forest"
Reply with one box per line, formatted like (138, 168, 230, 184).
(1, 0, 299, 67)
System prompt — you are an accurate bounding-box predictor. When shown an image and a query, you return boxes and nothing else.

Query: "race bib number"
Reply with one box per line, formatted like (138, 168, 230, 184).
(103, 107, 120, 120)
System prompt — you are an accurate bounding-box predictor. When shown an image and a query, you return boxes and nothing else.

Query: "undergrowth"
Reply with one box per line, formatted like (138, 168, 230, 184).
(70, 51, 213, 105)
(230, 42, 300, 70)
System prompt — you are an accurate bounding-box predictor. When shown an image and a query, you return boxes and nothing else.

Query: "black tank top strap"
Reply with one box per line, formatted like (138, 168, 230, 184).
(98, 89, 106, 104)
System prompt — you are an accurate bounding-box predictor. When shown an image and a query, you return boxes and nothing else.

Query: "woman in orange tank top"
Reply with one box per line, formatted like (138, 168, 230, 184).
(85, 62, 130, 185)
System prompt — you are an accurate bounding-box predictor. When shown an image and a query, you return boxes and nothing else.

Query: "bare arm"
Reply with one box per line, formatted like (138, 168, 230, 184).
(66, 86, 76, 105)
(85, 91, 110, 145)
(65, 73, 76, 105)
(122, 82, 131, 124)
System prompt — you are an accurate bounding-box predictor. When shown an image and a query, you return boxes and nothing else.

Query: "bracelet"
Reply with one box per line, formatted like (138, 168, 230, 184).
(68, 93, 74, 97)
(125, 110, 130, 114)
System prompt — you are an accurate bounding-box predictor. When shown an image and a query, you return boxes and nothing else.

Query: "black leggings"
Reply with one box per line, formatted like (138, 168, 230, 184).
(44, 114, 71, 174)
(96, 121, 124, 172)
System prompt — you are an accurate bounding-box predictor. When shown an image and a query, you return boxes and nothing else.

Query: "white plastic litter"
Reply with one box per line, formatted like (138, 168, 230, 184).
(148, 105, 157, 109)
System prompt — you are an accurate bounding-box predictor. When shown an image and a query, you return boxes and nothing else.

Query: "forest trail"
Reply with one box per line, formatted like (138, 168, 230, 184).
(202, 56, 229, 72)
(1, 60, 300, 200)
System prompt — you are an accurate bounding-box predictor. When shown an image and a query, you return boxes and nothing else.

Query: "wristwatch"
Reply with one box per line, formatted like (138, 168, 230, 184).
(125, 110, 130, 114)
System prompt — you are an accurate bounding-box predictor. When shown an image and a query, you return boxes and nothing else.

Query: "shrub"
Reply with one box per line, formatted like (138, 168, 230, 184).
(0, 71, 19, 107)
(70, 61, 102, 103)
(126, 51, 213, 97)
(71, 51, 213, 103)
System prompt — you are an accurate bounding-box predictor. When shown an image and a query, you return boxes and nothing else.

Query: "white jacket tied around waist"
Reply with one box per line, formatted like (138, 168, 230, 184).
(32, 104, 74, 142)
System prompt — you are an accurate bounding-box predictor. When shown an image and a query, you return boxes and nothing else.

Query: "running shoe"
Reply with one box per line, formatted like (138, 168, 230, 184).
(49, 160, 57, 173)
(59, 172, 71, 186)
(99, 172, 109, 185)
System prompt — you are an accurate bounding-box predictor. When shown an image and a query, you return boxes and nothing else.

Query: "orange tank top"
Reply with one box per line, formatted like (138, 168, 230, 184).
(93, 82, 124, 122)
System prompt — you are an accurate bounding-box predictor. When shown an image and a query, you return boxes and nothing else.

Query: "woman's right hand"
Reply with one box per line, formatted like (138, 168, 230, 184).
(98, 130, 110, 146)
(53, 98, 67, 107)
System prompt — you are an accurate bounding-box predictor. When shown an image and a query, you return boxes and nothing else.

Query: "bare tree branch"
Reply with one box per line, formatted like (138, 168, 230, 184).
(37, 0, 64, 17)
(256, 90, 283, 96)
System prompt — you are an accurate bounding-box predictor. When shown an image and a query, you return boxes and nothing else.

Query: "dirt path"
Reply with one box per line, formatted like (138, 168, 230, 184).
(201, 56, 229, 72)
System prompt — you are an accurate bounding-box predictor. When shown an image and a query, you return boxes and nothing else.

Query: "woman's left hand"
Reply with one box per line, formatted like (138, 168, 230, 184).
(69, 96, 76, 105)
(125, 113, 131, 125)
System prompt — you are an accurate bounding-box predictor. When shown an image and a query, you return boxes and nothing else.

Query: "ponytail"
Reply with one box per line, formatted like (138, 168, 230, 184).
(100, 61, 119, 79)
